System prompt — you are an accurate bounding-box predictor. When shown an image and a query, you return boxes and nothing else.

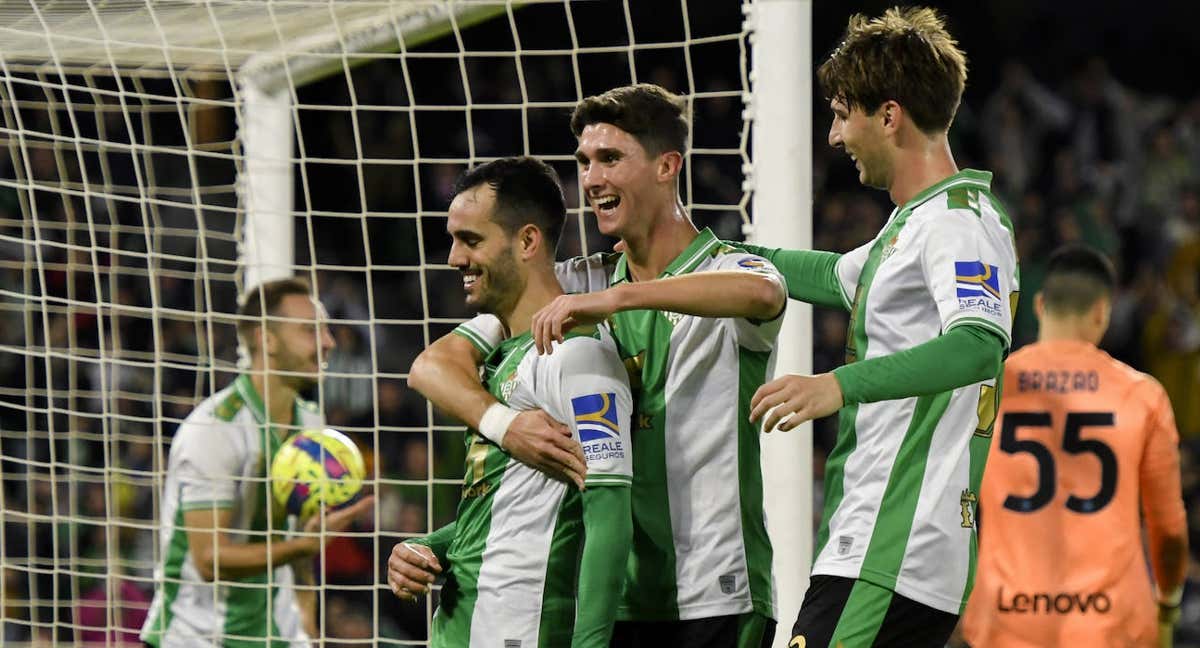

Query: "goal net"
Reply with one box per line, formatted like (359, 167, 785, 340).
(0, 1, 804, 645)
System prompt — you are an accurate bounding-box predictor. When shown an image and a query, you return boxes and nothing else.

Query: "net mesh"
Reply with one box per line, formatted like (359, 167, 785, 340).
(0, 1, 753, 644)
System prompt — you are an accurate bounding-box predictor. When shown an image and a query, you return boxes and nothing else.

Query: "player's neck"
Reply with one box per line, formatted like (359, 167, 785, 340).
(887, 135, 959, 207)
(1037, 319, 1102, 347)
(250, 371, 298, 426)
(501, 269, 564, 338)
(621, 197, 698, 281)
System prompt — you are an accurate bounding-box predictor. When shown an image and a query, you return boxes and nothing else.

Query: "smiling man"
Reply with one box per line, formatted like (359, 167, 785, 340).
(731, 7, 1021, 648)
(407, 86, 787, 648)
(141, 277, 372, 647)
(386, 157, 635, 648)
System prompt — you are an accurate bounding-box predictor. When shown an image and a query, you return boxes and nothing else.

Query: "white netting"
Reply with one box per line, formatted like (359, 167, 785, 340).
(0, 1, 753, 644)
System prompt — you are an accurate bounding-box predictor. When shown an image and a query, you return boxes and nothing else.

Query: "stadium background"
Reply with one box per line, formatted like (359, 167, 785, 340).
(2, 0, 1199, 644)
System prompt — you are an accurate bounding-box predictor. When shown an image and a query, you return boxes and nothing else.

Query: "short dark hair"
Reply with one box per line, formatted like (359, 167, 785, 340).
(453, 156, 567, 253)
(237, 277, 313, 352)
(818, 6, 967, 134)
(570, 83, 688, 156)
(1041, 245, 1117, 314)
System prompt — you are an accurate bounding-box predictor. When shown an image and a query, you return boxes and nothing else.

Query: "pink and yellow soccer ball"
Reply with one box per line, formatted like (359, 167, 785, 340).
(270, 428, 365, 520)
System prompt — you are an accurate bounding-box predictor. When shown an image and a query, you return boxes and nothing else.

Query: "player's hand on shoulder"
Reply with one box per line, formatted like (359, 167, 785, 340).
(532, 291, 618, 354)
(387, 542, 441, 602)
(750, 372, 844, 432)
(504, 409, 587, 490)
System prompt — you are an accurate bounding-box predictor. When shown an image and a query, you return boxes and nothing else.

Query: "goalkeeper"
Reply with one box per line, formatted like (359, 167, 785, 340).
(386, 157, 634, 647)
(960, 246, 1189, 647)
(141, 277, 372, 647)
(407, 85, 787, 647)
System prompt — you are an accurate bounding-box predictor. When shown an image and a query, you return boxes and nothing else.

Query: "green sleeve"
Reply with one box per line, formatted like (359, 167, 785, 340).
(408, 521, 456, 566)
(733, 243, 847, 310)
(833, 325, 1004, 405)
(572, 486, 633, 648)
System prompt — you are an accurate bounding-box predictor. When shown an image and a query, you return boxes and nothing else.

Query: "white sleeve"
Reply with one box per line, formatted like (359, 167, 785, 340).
(540, 334, 633, 487)
(452, 315, 505, 357)
(706, 251, 787, 350)
(554, 252, 615, 294)
(834, 239, 873, 309)
(920, 213, 1017, 347)
(173, 419, 241, 511)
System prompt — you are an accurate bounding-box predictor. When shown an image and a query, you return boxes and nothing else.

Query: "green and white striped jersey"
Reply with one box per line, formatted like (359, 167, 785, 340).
(141, 375, 321, 648)
(457, 228, 783, 622)
(435, 325, 633, 647)
(819, 169, 1019, 614)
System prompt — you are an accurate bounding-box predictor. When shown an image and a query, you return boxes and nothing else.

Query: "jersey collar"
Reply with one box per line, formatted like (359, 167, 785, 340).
(235, 374, 302, 429)
(610, 227, 721, 284)
(901, 168, 993, 212)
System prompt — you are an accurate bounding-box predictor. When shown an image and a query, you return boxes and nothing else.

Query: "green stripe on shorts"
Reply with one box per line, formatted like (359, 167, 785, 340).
(830, 579, 893, 647)
(736, 611, 773, 648)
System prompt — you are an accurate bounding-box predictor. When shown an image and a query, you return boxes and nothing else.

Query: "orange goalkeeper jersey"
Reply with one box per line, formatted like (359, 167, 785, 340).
(962, 339, 1186, 648)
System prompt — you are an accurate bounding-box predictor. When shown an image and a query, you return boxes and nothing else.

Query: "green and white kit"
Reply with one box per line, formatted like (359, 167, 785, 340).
(142, 375, 320, 648)
(458, 228, 784, 622)
(427, 324, 633, 647)
(813, 169, 1018, 613)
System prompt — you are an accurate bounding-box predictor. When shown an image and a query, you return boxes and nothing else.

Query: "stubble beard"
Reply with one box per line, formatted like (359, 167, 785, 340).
(474, 249, 523, 318)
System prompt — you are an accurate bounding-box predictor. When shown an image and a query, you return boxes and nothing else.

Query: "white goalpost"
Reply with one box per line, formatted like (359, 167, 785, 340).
(0, 1, 809, 645)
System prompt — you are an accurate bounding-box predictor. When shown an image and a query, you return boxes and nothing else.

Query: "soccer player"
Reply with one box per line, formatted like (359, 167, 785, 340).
(961, 245, 1188, 647)
(738, 7, 1019, 647)
(141, 277, 373, 647)
(406, 86, 787, 647)
(385, 157, 634, 647)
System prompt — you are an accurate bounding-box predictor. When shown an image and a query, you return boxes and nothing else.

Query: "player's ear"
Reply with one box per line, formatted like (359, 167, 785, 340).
(879, 100, 901, 133)
(516, 223, 541, 260)
(262, 323, 279, 356)
(1033, 291, 1045, 323)
(657, 150, 683, 184)
(1091, 295, 1112, 331)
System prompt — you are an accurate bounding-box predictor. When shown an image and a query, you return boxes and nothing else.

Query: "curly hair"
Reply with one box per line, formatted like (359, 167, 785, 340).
(818, 6, 968, 134)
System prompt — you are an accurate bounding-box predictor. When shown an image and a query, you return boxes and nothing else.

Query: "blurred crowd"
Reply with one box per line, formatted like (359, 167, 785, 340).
(2, 4, 1200, 646)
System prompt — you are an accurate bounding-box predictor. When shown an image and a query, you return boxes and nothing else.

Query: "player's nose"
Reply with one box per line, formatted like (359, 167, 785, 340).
(447, 240, 466, 269)
(580, 162, 603, 191)
(828, 122, 842, 148)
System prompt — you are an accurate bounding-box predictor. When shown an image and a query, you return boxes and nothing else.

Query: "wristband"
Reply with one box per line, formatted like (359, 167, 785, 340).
(478, 402, 520, 448)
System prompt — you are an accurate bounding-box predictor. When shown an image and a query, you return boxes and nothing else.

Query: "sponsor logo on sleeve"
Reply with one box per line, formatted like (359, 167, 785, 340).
(736, 256, 775, 275)
(954, 260, 1003, 317)
(571, 393, 625, 463)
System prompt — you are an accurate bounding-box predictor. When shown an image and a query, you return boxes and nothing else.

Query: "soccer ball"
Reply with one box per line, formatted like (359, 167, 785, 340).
(271, 428, 365, 519)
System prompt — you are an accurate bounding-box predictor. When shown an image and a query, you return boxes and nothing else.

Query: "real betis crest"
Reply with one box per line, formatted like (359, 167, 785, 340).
(662, 311, 685, 327)
(500, 371, 518, 402)
(881, 234, 900, 261)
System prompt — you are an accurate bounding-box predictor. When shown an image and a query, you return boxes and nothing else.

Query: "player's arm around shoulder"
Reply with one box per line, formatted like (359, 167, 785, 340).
(531, 253, 786, 355)
(407, 322, 490, 427)
(411, 318, 586, 487)
(731, 241, 850, 310)
(550, 331, 634, 647)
